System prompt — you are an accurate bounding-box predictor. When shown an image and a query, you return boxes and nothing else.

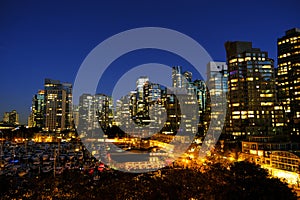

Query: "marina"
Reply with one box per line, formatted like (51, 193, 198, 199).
(0, 140, 104, 179)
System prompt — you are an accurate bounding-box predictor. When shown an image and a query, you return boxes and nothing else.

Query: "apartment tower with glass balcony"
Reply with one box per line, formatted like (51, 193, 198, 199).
(277, 28, 300, 135)
(44, 79, 73, 133)
(225, 41, 278, 138)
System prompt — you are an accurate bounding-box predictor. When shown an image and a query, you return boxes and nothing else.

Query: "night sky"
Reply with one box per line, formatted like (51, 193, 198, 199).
(0, 0, 299, 124)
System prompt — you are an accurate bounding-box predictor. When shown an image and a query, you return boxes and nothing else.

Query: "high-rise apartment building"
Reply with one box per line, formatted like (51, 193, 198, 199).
(277, 28, 300, 135)
(44, 79, 73, 133)
(225, 41, 278, 137)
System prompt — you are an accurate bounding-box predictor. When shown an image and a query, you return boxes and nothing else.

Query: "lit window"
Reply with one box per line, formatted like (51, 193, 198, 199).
(262, 65, 271, 69)
(261, 102, 274, 106)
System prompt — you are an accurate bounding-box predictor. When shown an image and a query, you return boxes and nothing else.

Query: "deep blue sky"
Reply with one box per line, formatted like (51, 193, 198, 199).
(0, 0, 299, 124)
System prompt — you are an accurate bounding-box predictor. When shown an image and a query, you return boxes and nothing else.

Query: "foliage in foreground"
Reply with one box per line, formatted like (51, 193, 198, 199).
(0, 161, 297, 200)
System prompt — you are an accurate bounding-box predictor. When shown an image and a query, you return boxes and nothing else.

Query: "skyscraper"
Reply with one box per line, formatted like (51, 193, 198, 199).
(136, 76, 149, 101)
(116, 93, 132, 131)
(44, 79, 73, 133)
(277, 28, 300, 135)
(225, 41, 278, 137)
(136, 76, 149, 116)
(172, 66, 183, 88)
(28, 90, 45, 128)
(206, 61, 228, 135)
(171, 66, 206, 135)
(77, 93, 112, 137)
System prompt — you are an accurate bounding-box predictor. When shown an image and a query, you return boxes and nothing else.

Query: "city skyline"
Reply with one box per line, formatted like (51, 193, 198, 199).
(1, 1, 300, 123)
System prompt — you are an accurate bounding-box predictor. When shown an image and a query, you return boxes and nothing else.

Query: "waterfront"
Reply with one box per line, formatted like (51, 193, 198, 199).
(0, 137, 298, 199)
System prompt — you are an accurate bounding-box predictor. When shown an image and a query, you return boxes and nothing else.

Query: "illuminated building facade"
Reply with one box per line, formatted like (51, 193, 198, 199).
(28, 90, 45, 128)
(114, 67, 203, 137)
(116, 94, 132, 130)
(145, 83, 162, 103)
(241, 136, 300, 162)
(78, 93, 113, 137)
(3, 110, 19, 125)
(44, 79, 73, 133)
(270, 151, 300, 173)
(206, 61, 228, 135)
(171, 66, 205, 135)
(125, 79, 166, 136)
(172, 66, 183, 88)
(241, 136, 300, 185)
(277, 28, 300, 135)
(225, 41, 278, 137)
(191, 80, 207, 135)
(137, 76, 149, 97)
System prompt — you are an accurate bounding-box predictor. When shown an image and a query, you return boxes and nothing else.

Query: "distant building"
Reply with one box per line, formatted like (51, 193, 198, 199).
(72, 105, 79, 129)
(172, 66, 183, 88)
(206, 61, 228, 135)
(28, 90, 45, 128)
(127, 79, 166, 137)
(77, 93, 113, 137)
(277, 28, 300, 135)
(3, 110, 19, 125)
(136, 76, 149, 101)
(145, 82, 161, 103)
(115, 93, 132, 131)
(172, 66, 207, 135)
(114, 67, 205, 137)
(225, 41, 280, 137)
(135, 76, 149, 115)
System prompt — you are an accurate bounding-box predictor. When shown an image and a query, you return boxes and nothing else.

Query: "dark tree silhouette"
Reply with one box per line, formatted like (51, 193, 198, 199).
(1, 161, 297, 199)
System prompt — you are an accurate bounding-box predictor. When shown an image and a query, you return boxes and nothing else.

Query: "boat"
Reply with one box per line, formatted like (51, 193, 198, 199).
(65, 162, 72, 169)
(67, 152, 75, 160)
(59, 154, 66, 161)
(77, 151, 84, 160)
(43, 161, 51, 165)
(18, 170, 28, 177)
(31, 156, 40, 162)
(42, 154, 49, 161)
(34, 160, 41, 164)
(55, 166, 64, 175)
(42, 165, 53, 173)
